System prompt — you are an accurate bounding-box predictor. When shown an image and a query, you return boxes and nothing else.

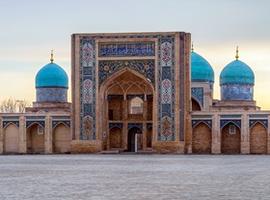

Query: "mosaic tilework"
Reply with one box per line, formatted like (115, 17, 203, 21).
(220, 119, 241, 129)
(2, 116, 20, 128)
(3, 121, 19, 128)
(79, 34, 176, 141)
(221, 84, 253, 100)
(161, 79, 172, 104)
(158, 36, 175, 141)
(249, 119, 268, 129)
(36, 88, 67, 103)
(82, 79, 93, 104)
(99, 42, 155, 57)
(25, 116, 46, 129)
(109, 123, 123, 130)
(192, 119, 212, 129)
(191, 87, 204, 108)
(26, 121, 45, 129)
(128, 123, 143, 132)
(52, 116, 71, 129)
(99, 60, 155, 85)
(80, 39, 96, 140)
(179, 33, 185, 141)
(52, 120, 71, 129)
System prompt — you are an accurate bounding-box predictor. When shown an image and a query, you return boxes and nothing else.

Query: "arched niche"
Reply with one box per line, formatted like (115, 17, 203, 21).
(250, 122, 267, 154)
(26, 123, 45, 154)
(221, 123, 241, 154)
(3, 123, 19, 153)
(192, 122, 212, 154)
(109, 127, 122, 149)
(53, 123, 71, 153)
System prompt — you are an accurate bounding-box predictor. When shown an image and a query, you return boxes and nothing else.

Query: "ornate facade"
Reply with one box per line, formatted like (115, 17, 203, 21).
(71, 32, 191, 153)
(0, 32, 269, 154)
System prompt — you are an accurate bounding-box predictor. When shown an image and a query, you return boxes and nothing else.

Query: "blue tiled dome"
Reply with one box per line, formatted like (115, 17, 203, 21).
(191, 52, 214, 83)
(35, 62, 68, 88)
(220, 60, 254, 85)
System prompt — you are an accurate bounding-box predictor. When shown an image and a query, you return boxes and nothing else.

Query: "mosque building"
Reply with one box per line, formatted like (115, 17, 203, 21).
(0, 31, 269, 154)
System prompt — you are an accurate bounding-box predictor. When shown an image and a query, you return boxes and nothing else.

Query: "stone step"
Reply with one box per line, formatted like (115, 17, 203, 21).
(100, 150, 120, 154)
(137, 149, 156, 154)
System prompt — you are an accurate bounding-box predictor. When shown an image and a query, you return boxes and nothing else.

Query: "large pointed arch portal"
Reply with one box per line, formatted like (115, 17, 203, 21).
(98, 68, 155, 152)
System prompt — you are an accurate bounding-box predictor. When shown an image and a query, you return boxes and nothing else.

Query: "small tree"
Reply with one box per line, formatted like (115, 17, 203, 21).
(0, 98, 30, 113)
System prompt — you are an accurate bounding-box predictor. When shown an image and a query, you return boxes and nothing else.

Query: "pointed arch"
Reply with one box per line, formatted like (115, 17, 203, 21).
(250, 122, 267, 154)
(26, 121, 44, 130)
(221, 120, 241, 130)
(192, 122, 212, 154)
(3, 123, 19, 153)
(109, 127, 122, 149)
(250, 120, 268, 129)
(3, 122, 19, 130)
(221, 122, 241, 154)
(100, 67, 155, 95)
(26, 123, 45, 154)
(52, 121, 70, 130)
(192, 120, 212, 129)
(53, 123, 71, 153)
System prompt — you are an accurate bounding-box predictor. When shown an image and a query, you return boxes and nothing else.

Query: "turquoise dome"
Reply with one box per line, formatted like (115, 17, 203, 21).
(35, 62, 68, 88)
(220, 60, 254, 85)
(191, 52, 214, 83)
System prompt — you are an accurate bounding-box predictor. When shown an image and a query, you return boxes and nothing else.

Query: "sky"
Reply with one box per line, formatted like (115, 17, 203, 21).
(0, 0, 270, 108)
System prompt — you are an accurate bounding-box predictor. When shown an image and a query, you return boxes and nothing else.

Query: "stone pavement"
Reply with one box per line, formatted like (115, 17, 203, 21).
(0, 155, 269, 200)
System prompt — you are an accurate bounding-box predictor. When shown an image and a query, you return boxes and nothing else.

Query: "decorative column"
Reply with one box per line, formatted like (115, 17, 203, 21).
(123, 122, 128, 150)
(212, 114, 221, 154)
(142, 95, 147, 150)
(19, 115, 27, 153)
(123, 94, 128, 120)
(142, 123, 147, 150)
(241, 113, 250, 154)
(143, 94, 148, 121)
(105, 96, 109, 150)
(158, 37, 175, 141)
(44, 114, 52, 154)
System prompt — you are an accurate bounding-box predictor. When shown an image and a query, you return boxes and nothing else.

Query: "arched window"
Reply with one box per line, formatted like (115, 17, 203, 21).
(130, 97, 143, 114)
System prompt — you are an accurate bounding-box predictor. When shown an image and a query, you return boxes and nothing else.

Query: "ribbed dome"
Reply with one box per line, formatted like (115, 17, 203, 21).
(35, 62, 68, 88)
(191, 52, 214, 83)
(220, 60, 254, 85)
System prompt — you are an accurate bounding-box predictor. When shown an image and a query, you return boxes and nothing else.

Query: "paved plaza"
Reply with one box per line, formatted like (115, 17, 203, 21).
(0, 154, 269, 200)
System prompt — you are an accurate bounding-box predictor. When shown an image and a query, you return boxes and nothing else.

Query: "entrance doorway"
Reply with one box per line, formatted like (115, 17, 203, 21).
(100, 69, 154, 152)
(128, 127, 142, 152)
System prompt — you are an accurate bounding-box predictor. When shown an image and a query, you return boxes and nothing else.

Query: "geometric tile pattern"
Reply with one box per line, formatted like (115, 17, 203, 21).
(192, 119, 212, 129)
(109, 123, 123, 130)
(99, 42, 155, 57)
(128, 123, 143, 132)
(80, 39, 96, 140)
(79, 34, 176, 142)
(158, 36, 175, 141)
(220, 119, 241, 130)
(52, 120, 71, 129)
(249, 119, 268, 129)
(191, 87, 204, 108)
(99, 59, 155, 85)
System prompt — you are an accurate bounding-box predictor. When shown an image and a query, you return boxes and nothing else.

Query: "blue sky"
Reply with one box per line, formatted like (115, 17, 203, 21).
(0, 0, 270, 108)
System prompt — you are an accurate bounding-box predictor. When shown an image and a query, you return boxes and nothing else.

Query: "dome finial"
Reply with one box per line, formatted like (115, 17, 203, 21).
(50, 50, 54, 63)
(191, 42, 194, 52)
(235, 46, 239, 60)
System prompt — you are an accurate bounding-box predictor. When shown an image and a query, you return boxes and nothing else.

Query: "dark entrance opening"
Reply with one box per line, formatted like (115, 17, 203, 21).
(128, 127, 142, 152)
